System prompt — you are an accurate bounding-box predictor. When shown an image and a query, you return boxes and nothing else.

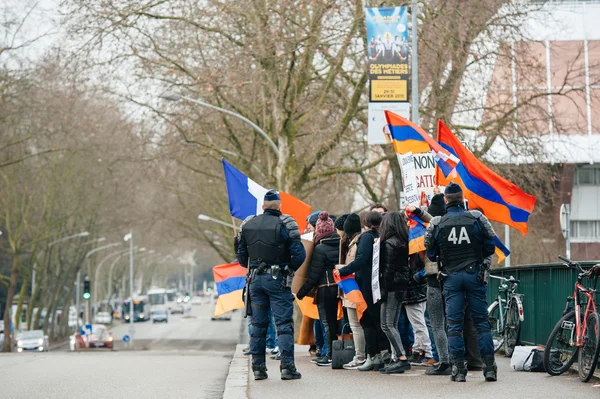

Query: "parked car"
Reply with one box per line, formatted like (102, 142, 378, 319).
(190, 296, 202, 305)
(151, 308, 169, 323)
(16, 330, 48, 352)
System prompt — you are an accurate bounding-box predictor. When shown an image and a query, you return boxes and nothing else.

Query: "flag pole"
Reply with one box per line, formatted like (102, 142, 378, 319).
(411, 0, 420, 124)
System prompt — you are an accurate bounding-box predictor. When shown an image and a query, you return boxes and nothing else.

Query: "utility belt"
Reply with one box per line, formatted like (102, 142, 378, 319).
(250, 261, 293, 286)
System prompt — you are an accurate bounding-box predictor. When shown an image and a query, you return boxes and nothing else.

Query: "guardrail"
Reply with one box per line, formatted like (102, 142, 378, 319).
(487, 261, 599, 346)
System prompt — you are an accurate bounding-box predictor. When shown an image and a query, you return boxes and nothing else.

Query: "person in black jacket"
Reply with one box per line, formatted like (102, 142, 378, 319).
(297, 212, 340, 366)
(378, 212, 412, 374)
(335, 211, 384, 371)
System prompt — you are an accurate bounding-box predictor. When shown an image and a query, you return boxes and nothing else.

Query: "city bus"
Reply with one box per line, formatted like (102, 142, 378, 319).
(122, 296, 150, 322)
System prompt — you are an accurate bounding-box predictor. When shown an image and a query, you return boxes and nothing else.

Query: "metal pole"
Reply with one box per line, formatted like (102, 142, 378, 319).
(504, 225, 511, 267)
(128, 231, 135, 346)
(411, 0, 420, 124)
(75, 271, 81, 331)
(566, 204, 571, 260)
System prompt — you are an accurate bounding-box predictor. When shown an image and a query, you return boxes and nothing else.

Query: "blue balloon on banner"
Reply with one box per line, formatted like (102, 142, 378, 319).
(123, 334, 130, 343)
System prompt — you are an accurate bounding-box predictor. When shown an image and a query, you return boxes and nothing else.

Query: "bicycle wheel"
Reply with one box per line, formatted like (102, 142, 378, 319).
(503, 299, 521, 357)
(488, 301, 504, 353)
(578, 312, 600, 382)
(544, 310, 578, 376)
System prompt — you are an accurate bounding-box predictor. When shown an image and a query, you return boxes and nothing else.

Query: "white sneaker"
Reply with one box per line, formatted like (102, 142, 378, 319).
(270, 346, 279, 355)
(343, 356, 367, 370)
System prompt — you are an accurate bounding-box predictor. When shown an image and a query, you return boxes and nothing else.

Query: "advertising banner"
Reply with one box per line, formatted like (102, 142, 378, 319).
(365, 6, 410, 144)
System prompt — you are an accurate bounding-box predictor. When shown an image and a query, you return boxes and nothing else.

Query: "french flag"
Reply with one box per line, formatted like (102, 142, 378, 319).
(222, 158, 312, 231)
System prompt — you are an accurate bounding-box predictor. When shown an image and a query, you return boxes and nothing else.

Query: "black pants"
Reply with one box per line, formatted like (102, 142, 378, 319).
(360, 301, 387, 357)
(317, 285, 339, 358)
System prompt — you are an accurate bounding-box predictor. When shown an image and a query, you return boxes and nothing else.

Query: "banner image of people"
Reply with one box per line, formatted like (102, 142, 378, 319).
(365, 7, 409, 103)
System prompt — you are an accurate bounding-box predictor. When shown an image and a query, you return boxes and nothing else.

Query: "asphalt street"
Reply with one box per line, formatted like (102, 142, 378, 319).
(0, 302, 244, 399)
(248, 345, 600, 399)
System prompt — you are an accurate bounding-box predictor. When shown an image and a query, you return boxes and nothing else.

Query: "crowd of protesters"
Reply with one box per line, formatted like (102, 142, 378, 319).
(296, 192, 488, 376)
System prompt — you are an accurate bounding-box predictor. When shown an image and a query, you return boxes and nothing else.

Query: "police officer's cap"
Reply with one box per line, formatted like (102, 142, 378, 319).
(444, 182, 463, 195)
(264, 190, 281, 201)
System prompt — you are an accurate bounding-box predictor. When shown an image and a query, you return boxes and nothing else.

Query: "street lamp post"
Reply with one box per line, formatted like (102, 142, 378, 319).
(198, 214, 238, 230)
(160, 94, 280, 156)
(124, 231, 134, 345)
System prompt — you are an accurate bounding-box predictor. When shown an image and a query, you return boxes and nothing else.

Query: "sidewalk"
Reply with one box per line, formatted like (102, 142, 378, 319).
(242, 345, 599, 399)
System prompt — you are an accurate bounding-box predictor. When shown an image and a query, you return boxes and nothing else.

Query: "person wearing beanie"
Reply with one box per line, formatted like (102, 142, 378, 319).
(335, 214, 349, 235)
(237, 189, 306, 381)
(305, 210, 323, 234)
(425, 181, 497, 383)
(296, 212, 341, 366)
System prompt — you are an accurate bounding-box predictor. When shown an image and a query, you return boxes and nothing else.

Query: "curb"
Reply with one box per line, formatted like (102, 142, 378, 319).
(223, 344, 249, 399)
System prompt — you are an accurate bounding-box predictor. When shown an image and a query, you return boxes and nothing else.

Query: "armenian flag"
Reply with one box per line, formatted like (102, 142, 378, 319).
(435, 121, 537, 235)
(334, 273, 367, 321)
(408, 214, 428, 255)
(494, 235, 510, 263)
(222, 158, 311, 231)
(385, 111, 460, 176)
(213, 261, 246, 317)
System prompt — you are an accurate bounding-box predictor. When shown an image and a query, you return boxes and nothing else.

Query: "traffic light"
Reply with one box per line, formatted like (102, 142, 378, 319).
(83, 279, 91, 300)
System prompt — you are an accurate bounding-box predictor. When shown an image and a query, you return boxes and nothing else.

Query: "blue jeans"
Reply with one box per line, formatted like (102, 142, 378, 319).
(443, 269, 494, 362)
(398, 305, 414, 355)
(424, 307, 439, 361)
(249, 274, 295, 366)
(314, 318, 328, 355)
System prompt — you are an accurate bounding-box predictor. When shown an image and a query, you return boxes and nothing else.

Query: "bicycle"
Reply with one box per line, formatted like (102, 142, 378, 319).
(543, 256, 600, 382)
(487, 274, 524, 357)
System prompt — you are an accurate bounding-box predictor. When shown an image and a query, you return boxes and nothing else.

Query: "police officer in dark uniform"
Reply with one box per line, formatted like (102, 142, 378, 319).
(236, 190, 306, 381)
(424, 183, 497, 382)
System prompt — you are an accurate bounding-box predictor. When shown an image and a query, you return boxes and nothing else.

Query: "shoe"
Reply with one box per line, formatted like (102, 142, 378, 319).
(357, 356, 374, 371)
(410, 353, 426, 366)
(270, 346, 280, 355)
(316, 347, 322, 357)
(382, 359, 411, 374)
(316, 356, 332, 366)
(425, 362, 452, 376)
(270, 353, 281, 360)
(281, 363, 302, 380)
(450, 360, 468, 382)
(343, 357, 366, 370)
(242, 347, 251, 356)
(373, 354, 384, 371)
(482, 356, 497, 382)
(252, 364, 268, 381)
(309, 345, 317, 356)
(419, 358, 438, 367)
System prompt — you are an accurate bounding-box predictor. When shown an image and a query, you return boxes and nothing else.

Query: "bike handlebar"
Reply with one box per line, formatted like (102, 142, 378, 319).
(558, 255, 571, 264)
(489, 274, 520, 284)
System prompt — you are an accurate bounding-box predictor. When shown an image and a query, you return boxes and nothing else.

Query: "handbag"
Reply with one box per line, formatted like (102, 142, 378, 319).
(331, 323, 355, 369)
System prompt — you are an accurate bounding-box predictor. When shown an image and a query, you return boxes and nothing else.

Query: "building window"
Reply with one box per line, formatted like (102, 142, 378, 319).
(575, 167, 600, 185)
(571, 220, 600, 241)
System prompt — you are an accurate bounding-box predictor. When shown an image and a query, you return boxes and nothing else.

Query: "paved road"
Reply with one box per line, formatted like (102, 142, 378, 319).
(248, 346, 600, 399)
(0, 303, 244, 399)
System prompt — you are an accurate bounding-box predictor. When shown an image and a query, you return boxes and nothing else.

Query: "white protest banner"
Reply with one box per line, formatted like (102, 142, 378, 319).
(371, 239, 381, 303)
(400, 152, 420, 207)
(413, 152, 437, 204)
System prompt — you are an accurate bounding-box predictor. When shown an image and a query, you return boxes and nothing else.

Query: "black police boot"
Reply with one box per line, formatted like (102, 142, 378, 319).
(252, 363, 268, 381)
(450, 360, 468, 382)
(280, 363, 302, 380)
(483, 355, 498, 382)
